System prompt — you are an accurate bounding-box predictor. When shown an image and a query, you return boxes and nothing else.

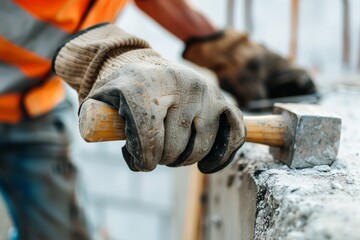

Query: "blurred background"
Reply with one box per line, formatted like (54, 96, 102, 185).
(1, 0, 360, 239)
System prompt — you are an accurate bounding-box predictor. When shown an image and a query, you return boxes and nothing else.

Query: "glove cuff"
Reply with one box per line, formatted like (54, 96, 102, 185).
(182, 29, 249, 69)
(182, 31, 225, 58)
(53, 23, 151, 101)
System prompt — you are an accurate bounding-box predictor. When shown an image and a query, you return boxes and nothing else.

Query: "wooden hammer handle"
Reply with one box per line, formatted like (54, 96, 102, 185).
(79, 99, 288, 147)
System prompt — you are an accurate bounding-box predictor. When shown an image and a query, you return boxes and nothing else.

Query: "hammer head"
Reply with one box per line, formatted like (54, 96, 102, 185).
(270, 103, 342, 168)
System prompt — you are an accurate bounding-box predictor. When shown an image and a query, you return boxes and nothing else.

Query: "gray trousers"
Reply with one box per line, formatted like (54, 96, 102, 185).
(0, 99, 90, 240)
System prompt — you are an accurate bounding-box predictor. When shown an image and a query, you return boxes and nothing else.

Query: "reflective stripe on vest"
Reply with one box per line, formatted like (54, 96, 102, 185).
(0, 61, 39, 93)
(0, 0, 128, 123)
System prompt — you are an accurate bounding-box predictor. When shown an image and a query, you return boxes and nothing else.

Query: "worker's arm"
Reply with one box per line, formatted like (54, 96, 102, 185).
(135, 0, 218, 41)
(135, 0, 317, 108)
(53, 23, 246, 173)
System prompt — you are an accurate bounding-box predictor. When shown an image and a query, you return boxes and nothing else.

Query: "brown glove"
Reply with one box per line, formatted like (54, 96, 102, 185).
(183, 30, 317, 107)
(53, 24, 246, 173)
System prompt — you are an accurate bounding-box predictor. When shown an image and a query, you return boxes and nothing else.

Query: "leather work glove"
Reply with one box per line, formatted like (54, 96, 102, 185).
(183, 30, 317, 108)
(53, 24, 246, 173)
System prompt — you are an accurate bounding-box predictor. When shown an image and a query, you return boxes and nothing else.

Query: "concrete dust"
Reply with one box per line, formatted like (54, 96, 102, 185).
(256, 159, 360, 239)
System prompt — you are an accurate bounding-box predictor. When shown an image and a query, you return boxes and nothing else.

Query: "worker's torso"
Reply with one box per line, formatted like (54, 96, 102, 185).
(0, 0, 128, 123)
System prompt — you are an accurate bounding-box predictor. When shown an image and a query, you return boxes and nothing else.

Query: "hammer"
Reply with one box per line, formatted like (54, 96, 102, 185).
(79, 99, 341, 168)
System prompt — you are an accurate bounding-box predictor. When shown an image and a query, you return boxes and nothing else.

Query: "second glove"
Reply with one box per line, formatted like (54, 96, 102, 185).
(183, 30, 317, 108)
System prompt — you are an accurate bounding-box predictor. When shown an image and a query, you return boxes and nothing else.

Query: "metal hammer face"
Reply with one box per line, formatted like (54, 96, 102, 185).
(270, 103, 342, 168)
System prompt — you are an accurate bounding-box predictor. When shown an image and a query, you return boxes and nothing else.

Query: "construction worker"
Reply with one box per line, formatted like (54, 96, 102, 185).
(1, 0, 316, 239)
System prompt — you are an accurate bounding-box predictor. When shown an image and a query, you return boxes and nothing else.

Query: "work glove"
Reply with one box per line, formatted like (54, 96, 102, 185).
(53, 23, 246, 173)
(183, 30, 317, 108)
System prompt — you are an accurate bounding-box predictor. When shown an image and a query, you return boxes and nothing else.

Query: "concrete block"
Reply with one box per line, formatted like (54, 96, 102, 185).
(205, 91, 360, 240)
(206, 144, 360, 240)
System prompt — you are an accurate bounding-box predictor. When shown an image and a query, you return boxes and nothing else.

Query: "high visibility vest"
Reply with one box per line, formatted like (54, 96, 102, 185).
(0, 0, 128, 124)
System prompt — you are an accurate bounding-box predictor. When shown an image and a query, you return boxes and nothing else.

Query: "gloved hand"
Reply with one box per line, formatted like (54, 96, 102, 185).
(53, 24, 246, 173)
(183, 30, 317, 107)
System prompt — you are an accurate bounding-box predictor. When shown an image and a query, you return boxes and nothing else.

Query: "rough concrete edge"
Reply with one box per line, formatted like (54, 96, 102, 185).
(237, 145, 360, 240)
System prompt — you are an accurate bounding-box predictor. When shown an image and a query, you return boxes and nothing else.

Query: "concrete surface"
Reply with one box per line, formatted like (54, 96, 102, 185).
(205, 87, 360, 240)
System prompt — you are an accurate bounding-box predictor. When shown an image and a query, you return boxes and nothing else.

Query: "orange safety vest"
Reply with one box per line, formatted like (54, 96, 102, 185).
(0, 0, 128, 124)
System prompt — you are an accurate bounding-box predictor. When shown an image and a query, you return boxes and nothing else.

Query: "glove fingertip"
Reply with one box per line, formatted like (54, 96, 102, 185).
(196, 113, 231, 173)
(122, 146, 139, 172)
(198, 147, 239, 174)
(167, 123, 196, 167)
(119, 92, 161, 172)
(197, 109, 245, 174)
